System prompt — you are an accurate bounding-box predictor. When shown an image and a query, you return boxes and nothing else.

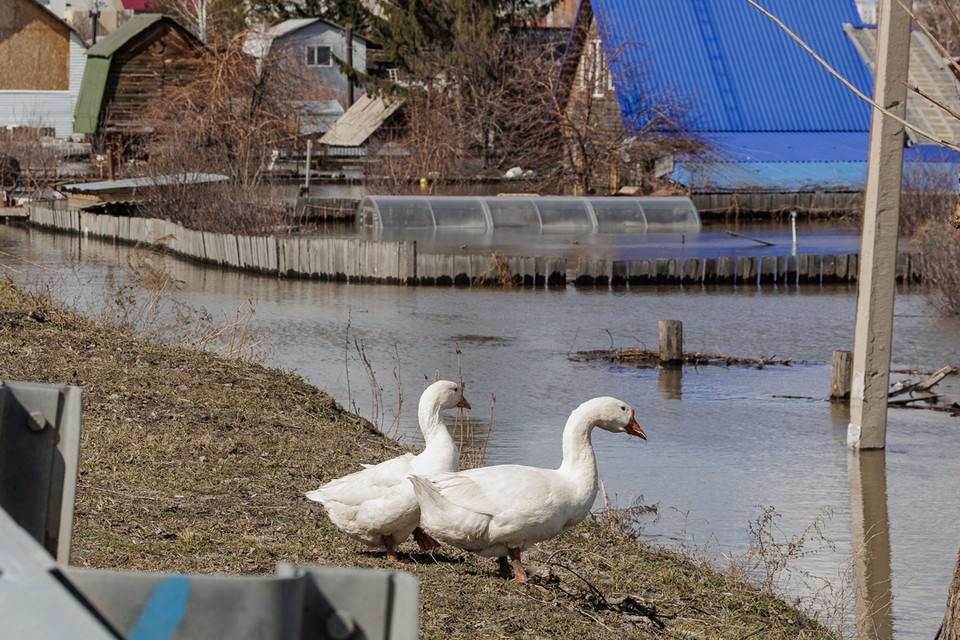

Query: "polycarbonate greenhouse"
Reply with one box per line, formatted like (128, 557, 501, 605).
(358, 196, 701, 232)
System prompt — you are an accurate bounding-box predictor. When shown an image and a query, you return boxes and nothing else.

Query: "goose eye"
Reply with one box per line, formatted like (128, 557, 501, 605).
(619, 405, 626, 411)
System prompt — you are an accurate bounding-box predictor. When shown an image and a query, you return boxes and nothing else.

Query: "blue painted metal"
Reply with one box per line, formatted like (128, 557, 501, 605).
(129, 576, 190, 640)
(692, 132, 870, 162)
(673, 160, 960, 192)
(589, 0, 873, 134)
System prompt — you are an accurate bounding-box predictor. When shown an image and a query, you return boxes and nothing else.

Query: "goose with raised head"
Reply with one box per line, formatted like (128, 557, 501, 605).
(409, 396, 646, 582)
(306, 380, 470, 561)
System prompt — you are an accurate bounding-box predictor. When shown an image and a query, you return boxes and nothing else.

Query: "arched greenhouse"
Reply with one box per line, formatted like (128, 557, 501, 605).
(357, 196, 701, 233)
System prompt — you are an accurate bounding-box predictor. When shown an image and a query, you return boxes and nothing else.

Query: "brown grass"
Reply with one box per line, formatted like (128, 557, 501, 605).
(0, 278, 835, 639)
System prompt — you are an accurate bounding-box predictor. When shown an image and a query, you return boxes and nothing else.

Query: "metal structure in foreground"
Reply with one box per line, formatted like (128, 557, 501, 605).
(0, 381, 419, 639)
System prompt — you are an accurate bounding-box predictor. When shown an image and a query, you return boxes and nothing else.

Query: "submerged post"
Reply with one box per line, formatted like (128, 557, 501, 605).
(849, 0, 912, 450)
(658, 320, 683, 365)
(304, 139, 312, 190)
(831, 350, 853, 401)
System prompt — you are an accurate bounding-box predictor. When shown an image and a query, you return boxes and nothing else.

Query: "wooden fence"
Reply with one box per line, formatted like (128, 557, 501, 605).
(26, 205, 925, 288)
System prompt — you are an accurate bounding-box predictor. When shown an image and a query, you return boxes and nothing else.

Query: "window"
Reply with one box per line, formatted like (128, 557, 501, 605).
(306, 45, 332, 67)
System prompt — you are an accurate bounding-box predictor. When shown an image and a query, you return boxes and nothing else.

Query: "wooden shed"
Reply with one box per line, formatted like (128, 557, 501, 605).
(73, 14, 203, 140)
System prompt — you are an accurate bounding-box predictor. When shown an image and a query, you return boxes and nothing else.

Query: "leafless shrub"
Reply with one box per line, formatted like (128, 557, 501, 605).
(0, 129, 63, 200)
(591, 484, 660, 540)
(100, 246, 261, 360)
(136, 33, 303, 234)
(917, 0, 960, 56)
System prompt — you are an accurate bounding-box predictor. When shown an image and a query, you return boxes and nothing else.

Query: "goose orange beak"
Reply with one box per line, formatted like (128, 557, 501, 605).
(625, 411, 647, 440)
(455, 395, 471, 410)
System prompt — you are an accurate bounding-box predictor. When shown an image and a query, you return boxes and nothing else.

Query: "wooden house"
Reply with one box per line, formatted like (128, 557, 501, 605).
(0, 0, 86, 138)
(73, 14, 204, 143)
(243, 18, 370, 109)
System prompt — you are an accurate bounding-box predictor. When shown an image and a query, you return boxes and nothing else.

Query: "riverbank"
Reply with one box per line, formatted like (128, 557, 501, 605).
(0, 278, 835, 639)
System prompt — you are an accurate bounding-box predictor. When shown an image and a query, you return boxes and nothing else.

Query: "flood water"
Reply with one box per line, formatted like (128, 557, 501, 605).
(2, 223, 959, 638)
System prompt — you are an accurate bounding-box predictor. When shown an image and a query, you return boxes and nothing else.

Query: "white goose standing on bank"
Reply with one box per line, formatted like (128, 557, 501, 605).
(306, 380, 470, 561)
(409, 396, 646, 582)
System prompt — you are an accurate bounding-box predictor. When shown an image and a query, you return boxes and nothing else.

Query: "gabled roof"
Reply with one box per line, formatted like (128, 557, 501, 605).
(319, 95, 402, 147)
(86, 14, 166, 58)
(577, 0, 873, 134)
(26, 0, 84, 41)
(74, 15, 202, 135)
(242, 17, 372, 59)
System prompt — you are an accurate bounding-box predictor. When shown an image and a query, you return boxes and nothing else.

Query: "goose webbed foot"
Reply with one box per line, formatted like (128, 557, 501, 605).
(383, 535, 402, 563)
(509, 548, 529, 584)
(413, 527, 440, 552)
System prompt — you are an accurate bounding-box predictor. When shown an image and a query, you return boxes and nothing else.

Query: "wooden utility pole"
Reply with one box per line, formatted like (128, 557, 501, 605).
(848, 0, 912, 450)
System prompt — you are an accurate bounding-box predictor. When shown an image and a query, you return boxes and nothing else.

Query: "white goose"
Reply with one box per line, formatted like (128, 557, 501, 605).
(409, 396, 646, 582)
(306, 380, 470, 561)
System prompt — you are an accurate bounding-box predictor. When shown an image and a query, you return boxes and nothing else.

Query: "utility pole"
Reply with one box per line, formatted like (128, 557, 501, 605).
(345, 26, 355, 107)
(848, 0, 913, 450)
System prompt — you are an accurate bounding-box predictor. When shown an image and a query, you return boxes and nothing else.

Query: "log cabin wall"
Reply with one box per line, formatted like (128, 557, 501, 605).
(0, 0, 70, 91)
(100, 23, 204, 133)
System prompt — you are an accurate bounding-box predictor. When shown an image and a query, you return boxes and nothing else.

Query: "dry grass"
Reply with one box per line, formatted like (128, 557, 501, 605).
(0, 278, 835, 639)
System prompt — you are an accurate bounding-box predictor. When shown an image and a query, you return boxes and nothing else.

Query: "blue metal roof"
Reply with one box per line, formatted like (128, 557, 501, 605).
(590, 0, 873, 134)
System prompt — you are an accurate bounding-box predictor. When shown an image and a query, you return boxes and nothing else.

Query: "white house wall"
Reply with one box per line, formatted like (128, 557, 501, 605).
(0, 33, 85, 138)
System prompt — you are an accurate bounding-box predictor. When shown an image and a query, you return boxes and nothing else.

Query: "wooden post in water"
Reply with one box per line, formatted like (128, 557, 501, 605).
(658, 320, 683, 366)
(304, 139, 313, 190)
(831, 350, 853, 401)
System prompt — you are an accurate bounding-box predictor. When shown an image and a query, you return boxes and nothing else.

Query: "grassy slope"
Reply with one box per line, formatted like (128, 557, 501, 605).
(0, 279, 834, 639)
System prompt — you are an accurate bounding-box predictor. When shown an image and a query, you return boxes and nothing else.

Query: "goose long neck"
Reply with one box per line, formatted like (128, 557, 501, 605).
(418, 396, 456, 466)
(558, 407, 598, 483)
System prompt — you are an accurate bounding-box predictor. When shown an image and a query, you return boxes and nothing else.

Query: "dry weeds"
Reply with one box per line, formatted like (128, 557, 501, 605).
(0, 279, 835, 639)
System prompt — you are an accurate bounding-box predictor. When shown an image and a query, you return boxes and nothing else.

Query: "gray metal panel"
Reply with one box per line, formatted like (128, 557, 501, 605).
(0, 381, 82, 562)
(277, 563, 419, 640)
(66, 568, 305, 640)
(0, 509, 118, 639)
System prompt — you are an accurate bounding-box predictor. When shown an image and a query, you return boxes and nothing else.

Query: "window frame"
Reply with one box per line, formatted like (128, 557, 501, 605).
(305, 45, 333, 68)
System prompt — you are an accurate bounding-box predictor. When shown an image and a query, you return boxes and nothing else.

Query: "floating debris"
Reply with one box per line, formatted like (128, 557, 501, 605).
(571, 348, 798, 369)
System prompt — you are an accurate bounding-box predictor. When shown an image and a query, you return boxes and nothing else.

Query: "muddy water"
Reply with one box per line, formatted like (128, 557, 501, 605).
(3, 224, 960, 638)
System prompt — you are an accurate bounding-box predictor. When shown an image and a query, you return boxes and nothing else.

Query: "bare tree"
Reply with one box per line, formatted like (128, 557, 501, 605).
(365, 19, 696, 195)
(135, 32, 304, 233)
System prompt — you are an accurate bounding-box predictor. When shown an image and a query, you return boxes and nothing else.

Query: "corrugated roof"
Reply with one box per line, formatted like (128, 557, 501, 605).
(62, 173, 228, 192)
(846, 25, 960, 145)
(589, 0, 873, 133)
(319, 95, 402, 147)
(292, 100, 345, 135)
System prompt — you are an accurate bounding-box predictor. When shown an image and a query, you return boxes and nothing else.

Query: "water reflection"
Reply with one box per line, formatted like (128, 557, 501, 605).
(658, 366, 683, 400)
(849, 449, 894, 640)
